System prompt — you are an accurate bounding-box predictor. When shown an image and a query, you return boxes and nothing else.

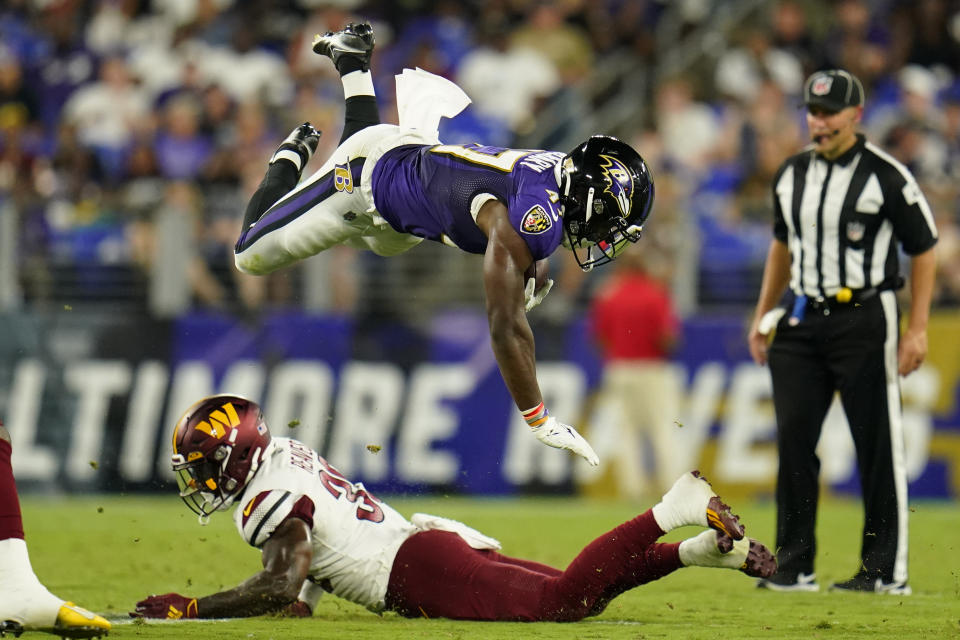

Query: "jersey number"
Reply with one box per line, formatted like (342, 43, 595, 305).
(318, 460, 385, 523)
(430, 143, 530, 172)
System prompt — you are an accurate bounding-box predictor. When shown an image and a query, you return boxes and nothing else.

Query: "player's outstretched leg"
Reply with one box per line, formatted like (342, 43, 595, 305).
(238, 122, 322, 232)
(313, 22, 379, 144)
(0, 431, 110, 638)
(0, 579, 111, 640)
(678, 530, 776, 578)
(651, 470, 745, 539)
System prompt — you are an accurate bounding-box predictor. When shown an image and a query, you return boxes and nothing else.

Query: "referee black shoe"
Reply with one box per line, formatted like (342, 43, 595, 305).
(0, 620, 24, 637)
(312, 22, 375, 72)
(830, 571, 911, 595)
(756, 571, 819, 592)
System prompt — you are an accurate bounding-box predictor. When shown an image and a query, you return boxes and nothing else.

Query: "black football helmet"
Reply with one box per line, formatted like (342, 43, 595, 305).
(171, 394, 272, 523)
(558, 135, 654, 270)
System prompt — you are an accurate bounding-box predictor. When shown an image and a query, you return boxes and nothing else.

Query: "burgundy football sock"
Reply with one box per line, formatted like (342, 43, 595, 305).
(0, 439, 25, 540)
(543, 509, 682, 620)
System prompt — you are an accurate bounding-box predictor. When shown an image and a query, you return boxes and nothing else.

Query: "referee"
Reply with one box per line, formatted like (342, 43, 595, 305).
(747, 69, 937, 594)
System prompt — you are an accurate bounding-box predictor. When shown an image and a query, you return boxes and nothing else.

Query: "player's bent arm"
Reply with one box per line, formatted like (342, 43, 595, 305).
(476, 200, 542, 409)
(751, 239, 791, 323)
(899, 245, 936, 375)
(748, 239, 791, 365)
(906, 246, 936, 334)
(196, 517, 313, 618)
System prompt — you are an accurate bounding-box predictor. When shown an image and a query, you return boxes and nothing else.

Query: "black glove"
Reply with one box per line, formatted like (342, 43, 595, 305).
(270, 122, 321, 173)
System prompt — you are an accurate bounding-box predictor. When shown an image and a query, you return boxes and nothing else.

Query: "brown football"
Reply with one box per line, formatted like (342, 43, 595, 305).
(524, 258, 550, 290)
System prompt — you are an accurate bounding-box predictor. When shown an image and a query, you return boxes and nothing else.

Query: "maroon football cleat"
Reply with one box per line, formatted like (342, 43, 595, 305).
(692, 470, 745, 541)
(739, 538, 777, 578)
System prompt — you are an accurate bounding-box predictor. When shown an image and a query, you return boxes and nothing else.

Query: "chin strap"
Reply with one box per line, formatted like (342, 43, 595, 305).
(584, 186, 595, 225)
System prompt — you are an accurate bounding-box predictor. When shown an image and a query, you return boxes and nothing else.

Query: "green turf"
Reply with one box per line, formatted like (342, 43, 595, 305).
(18, 493, 960, 639)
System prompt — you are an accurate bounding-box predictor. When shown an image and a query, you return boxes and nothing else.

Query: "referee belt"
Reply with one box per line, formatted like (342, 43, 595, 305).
(806, 287, 878, 312)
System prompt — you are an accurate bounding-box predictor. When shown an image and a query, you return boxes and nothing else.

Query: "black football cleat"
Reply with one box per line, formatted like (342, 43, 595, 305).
(312, 22, 375, 72)
(1, 620, 24, 637)
(756, 571, 820, 592)
(271, 122, 321, 169)
(830, 571, 911, 595)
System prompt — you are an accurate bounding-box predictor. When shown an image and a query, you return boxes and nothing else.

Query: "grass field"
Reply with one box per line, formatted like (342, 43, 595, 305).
(18, 492, 960, 639)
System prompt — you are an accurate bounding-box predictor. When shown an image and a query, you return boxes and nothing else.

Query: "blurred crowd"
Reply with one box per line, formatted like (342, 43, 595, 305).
(0, 0, 959, 318)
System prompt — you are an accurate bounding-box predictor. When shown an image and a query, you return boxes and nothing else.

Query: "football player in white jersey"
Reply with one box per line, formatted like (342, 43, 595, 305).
(0, 423, 111, 638)
(132, 395, 775, 622)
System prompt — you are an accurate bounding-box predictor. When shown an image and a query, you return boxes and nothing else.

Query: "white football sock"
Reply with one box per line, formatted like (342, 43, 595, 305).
(678, 530, 748, 570)
(341, 70, 375, 98)
(651, 472, 713, 533)
(0, 538, 63, 626)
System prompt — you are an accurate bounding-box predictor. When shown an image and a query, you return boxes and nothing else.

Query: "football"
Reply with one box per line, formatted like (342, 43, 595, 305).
(524, 258, 550, 291)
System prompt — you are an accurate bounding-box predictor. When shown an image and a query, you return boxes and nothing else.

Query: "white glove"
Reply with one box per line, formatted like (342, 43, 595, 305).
(531, 416, 600, 466)
(524, 277, 554, 312)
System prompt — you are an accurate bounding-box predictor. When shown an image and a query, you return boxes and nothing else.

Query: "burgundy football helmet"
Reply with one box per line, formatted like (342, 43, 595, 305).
(171, 394, 272, 522)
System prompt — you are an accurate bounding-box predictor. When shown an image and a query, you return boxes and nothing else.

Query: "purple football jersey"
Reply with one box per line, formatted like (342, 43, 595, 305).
(371, 143, 566, 260)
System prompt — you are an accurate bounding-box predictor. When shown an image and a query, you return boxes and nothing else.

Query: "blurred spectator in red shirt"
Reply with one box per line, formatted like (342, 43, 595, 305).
(589, 250, 682, 498)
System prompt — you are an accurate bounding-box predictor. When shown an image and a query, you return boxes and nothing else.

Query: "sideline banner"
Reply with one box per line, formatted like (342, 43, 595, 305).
(1, 310, 957, 497)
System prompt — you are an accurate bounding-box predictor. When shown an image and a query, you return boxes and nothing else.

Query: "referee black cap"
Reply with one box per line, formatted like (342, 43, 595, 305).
(804, 69, 865, 112)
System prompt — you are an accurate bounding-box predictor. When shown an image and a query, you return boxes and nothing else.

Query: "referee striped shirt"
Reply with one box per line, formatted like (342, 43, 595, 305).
(772, 133, 938, 298)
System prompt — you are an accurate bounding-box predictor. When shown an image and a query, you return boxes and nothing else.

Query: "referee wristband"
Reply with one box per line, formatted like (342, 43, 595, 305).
(521, 402, 549, 428)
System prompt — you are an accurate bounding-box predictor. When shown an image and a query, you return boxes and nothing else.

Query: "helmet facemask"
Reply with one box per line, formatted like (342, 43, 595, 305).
(562, 185, 645, 271)
(173, 442, 242, 523)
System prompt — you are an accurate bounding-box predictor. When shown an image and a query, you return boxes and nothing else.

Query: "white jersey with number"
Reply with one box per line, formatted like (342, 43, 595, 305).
(232, 437, 417, 611)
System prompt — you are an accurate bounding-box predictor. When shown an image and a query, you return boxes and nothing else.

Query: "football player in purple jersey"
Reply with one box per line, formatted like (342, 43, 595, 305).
(132, 396, 774, 622)
(234, 23, 655, 466)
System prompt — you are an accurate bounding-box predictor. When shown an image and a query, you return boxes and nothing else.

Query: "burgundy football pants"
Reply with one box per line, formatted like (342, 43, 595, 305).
(0, 439, 25, 540)
(384, 509, 681, 621)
